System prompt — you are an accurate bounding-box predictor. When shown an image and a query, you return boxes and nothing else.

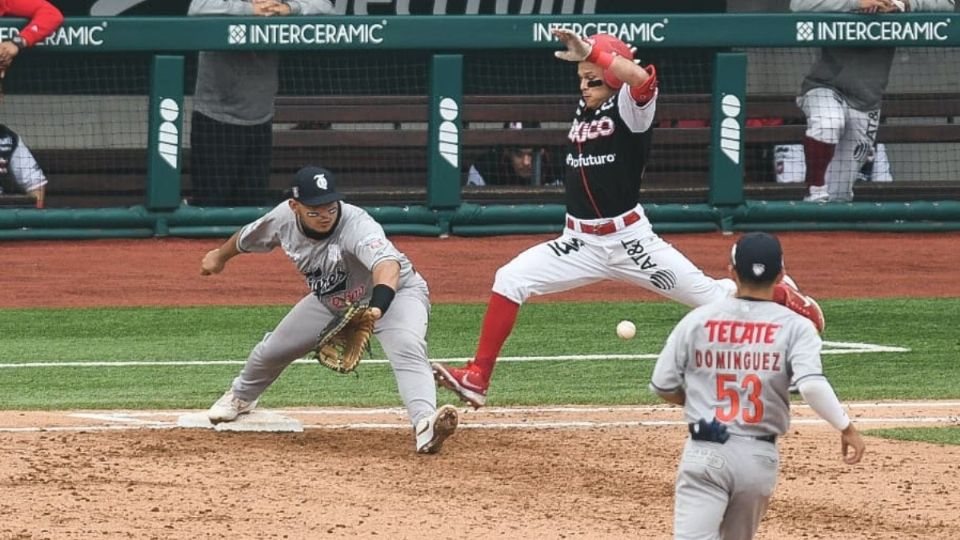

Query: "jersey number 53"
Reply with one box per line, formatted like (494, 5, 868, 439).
(715, 373, 764, 424)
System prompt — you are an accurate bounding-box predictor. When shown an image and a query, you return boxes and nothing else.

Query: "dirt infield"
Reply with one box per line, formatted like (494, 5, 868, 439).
(1, 232, 959, 538)
(2, 404, 959, 539)
(2, 231, 958, 308)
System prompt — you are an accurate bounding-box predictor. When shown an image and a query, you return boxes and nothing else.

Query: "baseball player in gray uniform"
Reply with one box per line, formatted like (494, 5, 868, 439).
(794, 0, 956, 202)
(650, 232, 866, 539)
(200, 165, 458, 454)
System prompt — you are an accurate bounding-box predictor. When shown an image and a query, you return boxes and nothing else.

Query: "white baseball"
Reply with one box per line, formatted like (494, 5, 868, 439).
(616, 320, 636, 340)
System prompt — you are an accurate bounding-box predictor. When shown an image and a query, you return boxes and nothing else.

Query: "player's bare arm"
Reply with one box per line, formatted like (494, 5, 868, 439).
(201, 230, 243, 275)
(29, 186, 44, 207)
(654, 388, 686, 406)
(368, 259, 400, 319)
(799, 377, 867, 463)
(841, 424, 866, 464)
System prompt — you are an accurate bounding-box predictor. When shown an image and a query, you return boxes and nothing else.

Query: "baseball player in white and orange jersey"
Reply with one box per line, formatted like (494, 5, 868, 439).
(200, 165, 457, 454)
(650, 232, 866, 540)
(433, 29, 827, 410)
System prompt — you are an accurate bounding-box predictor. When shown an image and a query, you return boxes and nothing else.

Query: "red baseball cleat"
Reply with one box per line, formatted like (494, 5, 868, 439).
(432, 362, 488, 409)
(774, 278, 825, 334)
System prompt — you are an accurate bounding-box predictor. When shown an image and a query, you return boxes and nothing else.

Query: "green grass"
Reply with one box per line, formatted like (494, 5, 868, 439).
(866, 427, 960, 446)
(0, 298, 957, 409)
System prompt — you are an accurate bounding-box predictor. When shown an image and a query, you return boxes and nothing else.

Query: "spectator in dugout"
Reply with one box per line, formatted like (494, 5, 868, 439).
(187, 0, 335, 207)
(466, 122, 563, 187)
(0, 0, 64, 77)
(0, 123, 48, 207)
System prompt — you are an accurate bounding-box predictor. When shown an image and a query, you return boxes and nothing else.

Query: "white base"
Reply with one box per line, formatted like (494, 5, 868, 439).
(177, 410, 304, 432)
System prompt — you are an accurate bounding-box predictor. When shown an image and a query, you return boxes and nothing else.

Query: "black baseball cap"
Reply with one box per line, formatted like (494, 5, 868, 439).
(290, 165, 344, 206)
(731, 232, 784, 283)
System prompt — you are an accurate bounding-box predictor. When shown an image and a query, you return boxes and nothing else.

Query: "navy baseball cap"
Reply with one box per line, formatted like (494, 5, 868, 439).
(731, 232, 784, 283)
(291, 166, 344, 206)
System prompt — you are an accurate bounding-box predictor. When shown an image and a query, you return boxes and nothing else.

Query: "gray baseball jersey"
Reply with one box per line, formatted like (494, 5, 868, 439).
(651, 296, 823, 539)
(793, 0, 957, 111)
(652, 296, 822, 436)
(225, 201, 439, 429)
(237, 202, 421, 311)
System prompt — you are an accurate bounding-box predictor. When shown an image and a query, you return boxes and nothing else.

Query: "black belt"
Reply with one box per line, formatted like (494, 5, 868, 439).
(689, 421, 777, 445)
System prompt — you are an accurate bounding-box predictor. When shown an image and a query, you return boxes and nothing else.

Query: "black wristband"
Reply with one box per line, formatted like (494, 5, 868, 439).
(369, 284, 396, 314)
(7, 36, 26, 51)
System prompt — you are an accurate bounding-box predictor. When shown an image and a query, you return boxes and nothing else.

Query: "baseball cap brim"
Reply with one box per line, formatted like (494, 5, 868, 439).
(296, 192, 344, 206)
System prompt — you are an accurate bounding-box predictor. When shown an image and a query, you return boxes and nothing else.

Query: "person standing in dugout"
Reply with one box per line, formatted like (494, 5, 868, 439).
(432, 28, 827, 409)
(200, 166, 458, 454)
(793, 0, 957, 203)
(650, 232, 865, 539)
(187, 0, 335, 207)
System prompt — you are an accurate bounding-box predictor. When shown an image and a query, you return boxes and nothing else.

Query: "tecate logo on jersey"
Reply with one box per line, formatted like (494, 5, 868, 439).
(157, 98, 180, 169)
(568, 117, 616, 144)
(719, 94, 741, 165)
(437, 97, 460, 168)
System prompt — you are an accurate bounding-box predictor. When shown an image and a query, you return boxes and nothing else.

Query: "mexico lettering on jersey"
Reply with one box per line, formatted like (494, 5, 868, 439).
(564, 86, 657, 219)
(650, 297, 824, 437)
(235, 202, 420, 313)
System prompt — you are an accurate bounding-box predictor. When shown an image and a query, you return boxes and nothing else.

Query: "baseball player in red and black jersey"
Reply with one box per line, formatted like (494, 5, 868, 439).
(433, 29, 826, 409)
(0, 0, 64, 77)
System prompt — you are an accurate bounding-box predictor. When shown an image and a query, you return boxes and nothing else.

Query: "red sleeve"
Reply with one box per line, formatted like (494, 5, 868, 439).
(4, 0, 64, 47)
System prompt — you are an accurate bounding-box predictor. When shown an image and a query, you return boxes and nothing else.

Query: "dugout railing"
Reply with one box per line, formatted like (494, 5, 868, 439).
(0, 14, 958, 238)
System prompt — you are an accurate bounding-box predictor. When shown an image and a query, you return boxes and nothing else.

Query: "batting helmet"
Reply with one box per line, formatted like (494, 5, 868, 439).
(584, 34, 635, 90)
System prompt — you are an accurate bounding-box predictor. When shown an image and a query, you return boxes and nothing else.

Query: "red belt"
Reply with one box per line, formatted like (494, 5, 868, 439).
(566, 210, 642, 236)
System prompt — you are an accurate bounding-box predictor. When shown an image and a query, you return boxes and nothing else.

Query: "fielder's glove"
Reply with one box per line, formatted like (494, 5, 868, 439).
(313, 302, 376, 374)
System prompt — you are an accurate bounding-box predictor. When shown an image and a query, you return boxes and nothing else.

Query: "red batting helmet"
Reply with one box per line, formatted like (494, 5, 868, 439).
(584, 34, 635, 90)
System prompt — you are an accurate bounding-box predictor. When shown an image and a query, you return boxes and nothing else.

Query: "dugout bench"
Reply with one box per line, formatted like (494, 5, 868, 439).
(23, 92, 960, 208)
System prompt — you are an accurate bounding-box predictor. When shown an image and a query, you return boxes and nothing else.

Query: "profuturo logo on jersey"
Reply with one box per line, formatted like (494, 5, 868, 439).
(797, 19, 951, 42)
(437, 97, 460, 168)
(228, 22, 386, 46)
(157, 98, 180, 169)
(719, 94, 741, 165)
(565, 153, 616, 168)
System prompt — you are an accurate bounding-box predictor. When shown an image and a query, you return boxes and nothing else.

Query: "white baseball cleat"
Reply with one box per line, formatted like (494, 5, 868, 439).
(415, 404, 459, 454)
(207, 389, 259, 424)
(803, 185, 830, 202)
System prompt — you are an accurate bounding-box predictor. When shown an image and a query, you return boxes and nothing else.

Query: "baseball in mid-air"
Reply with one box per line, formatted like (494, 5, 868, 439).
(616, 320, 636, 340)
